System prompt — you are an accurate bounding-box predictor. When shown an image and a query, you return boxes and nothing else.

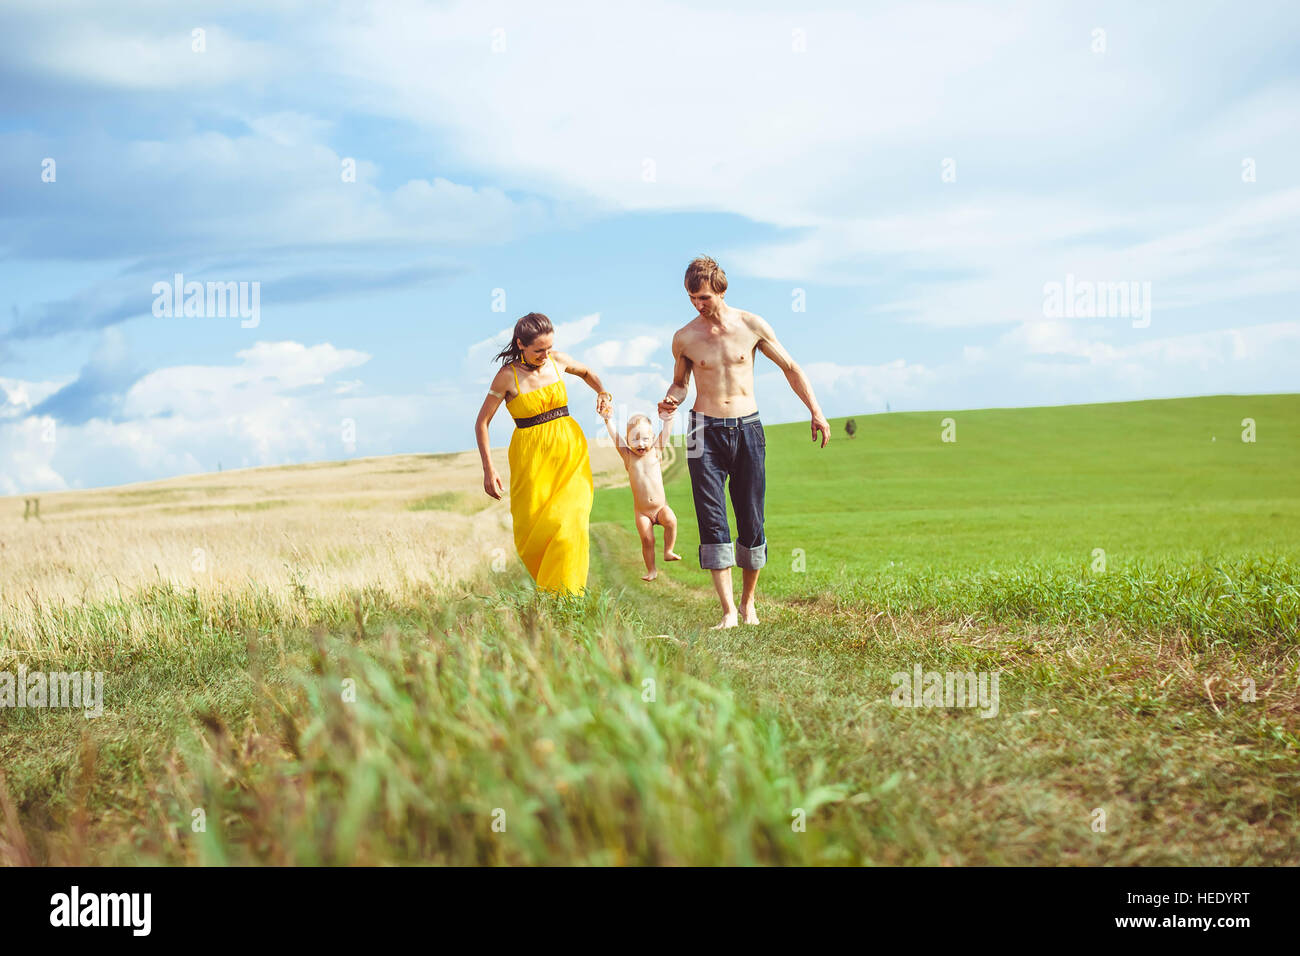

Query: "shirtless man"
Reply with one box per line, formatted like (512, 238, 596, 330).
(657, 256, 830, 629)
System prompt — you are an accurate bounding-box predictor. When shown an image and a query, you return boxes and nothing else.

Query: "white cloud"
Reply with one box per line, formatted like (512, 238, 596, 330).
(729, 188, 1300, 329)
(0, 122, 549, 262)
(124, 341, 370, 419)
(749, 319, 1300, 421)
(582, 335, 664, 369)
(329, 1, 1167, 222)
(0, 341, 377, 492)
(0, 417, 66, 495)
(755, 357, 935, 423)
(18, 20, 276, 91)
(464, 327, 513, 370)
(309, 0, 1300, 336)
(999, 319, 1300, 370)
(554, 313, 600, 348)
(0, 376, 66, 420)
(243, 111, 334, 147)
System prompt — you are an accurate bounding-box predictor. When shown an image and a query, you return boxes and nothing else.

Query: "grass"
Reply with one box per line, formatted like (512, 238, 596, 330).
(0, 578, 845, 865)
(175, 585, 841, 865)
(1, 394, 1297, 865)
(584, 523, 1299, 864)
(408, 491, 488, 514)
(821, 556, 1300, 647)
(594, 393, 1300, 640)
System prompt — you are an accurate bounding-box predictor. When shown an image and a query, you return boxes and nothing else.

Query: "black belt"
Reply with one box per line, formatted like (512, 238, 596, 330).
(513, 405, 570, 428)
(689, 409, 761, 427)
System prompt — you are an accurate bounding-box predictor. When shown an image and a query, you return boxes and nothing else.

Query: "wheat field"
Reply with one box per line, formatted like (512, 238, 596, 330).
(0, 445, 626, 654)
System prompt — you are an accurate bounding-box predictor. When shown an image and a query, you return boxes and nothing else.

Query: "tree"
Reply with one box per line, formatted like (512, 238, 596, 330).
(845, 418, 857, 439)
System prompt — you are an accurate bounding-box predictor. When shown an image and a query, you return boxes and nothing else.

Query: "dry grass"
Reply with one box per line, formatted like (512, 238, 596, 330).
(0, 446, 627, 654)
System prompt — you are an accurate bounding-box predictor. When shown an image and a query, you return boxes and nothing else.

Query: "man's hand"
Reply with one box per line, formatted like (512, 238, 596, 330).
(811, 414, 830, 448)
(657, 396, 680, 419)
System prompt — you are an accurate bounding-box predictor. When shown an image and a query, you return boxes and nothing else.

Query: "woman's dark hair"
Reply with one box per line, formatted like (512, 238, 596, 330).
(493, 312, 554, 365)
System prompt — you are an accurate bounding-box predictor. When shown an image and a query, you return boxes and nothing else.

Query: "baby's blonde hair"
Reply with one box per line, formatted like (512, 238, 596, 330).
(626, 414, 653, 435)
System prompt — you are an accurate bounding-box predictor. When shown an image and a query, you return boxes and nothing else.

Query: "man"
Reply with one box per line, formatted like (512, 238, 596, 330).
(658, 256, 830, 629)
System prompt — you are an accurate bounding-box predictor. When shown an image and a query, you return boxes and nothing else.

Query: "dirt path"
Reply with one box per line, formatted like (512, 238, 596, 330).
(588, 520, 785, 635)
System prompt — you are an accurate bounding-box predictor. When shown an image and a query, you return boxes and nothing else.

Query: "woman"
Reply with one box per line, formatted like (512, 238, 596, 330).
(475, 312, 612, 594)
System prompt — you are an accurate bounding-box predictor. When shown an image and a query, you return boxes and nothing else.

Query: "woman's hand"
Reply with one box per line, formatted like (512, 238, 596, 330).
(596, 390, 613, 418)
(483, 469, 505, 500)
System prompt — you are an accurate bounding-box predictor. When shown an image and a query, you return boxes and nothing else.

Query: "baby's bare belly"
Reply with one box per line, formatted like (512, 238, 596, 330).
(628, 462, 666, 515)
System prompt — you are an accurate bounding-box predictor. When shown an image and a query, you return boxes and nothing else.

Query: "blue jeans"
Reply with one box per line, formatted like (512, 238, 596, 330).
(686, 409, 766, 570)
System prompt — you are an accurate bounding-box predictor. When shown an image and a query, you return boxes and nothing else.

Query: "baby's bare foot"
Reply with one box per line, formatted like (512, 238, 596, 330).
(664, 550, 682, 562)
(641, 570, 658, 582)
(740, 605, 760, 625)
(710, 611, 739, 630)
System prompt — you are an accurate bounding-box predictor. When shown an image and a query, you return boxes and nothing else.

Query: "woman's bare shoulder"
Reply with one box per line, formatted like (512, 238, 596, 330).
(489, 364, 515, 396)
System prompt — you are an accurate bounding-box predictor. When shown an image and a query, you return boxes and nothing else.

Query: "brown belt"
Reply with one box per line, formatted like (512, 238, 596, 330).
(513, 405, 570, 428)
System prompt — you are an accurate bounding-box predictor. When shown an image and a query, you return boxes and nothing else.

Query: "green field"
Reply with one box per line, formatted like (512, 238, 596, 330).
(594, 393, 1300, 642)
(2, 394, 1296, 865)
(598, 393, 1300, 572)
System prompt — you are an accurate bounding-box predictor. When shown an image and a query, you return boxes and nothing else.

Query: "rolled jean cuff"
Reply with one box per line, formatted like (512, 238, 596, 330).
(699, 541, 735, 570)
(737, 540, 767, 570)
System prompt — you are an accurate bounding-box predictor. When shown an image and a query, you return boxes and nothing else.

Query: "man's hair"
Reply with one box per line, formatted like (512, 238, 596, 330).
(626, 414, 653, 433)
(685, 256, 727, 294)
(492, 312, 553, 365)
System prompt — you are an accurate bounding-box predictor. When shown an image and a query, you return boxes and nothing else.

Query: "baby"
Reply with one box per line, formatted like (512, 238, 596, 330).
(600, 407, 682, 581)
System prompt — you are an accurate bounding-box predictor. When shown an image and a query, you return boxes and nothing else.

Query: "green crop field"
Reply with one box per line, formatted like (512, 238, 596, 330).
(594, 393, 1300, 642)
(2, 395, 1296, 865)
(597, 393, 1300, 574)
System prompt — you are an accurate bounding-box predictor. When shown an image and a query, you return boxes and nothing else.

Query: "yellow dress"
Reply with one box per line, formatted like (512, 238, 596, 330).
(505, 357, 594, 594)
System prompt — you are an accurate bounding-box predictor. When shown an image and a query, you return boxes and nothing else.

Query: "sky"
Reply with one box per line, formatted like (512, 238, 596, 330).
(1, 0, 1297, 493)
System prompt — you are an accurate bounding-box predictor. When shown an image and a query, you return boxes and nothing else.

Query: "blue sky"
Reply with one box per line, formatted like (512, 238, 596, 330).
(1, 0, 1297, 493)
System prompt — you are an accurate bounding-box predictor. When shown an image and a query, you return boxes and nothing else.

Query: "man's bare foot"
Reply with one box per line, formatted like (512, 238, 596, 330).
(641, 570, 658, 582)
(740, 604, 760, 625)
(664, 550, 682, 562)
(710, 611, 739, 629)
